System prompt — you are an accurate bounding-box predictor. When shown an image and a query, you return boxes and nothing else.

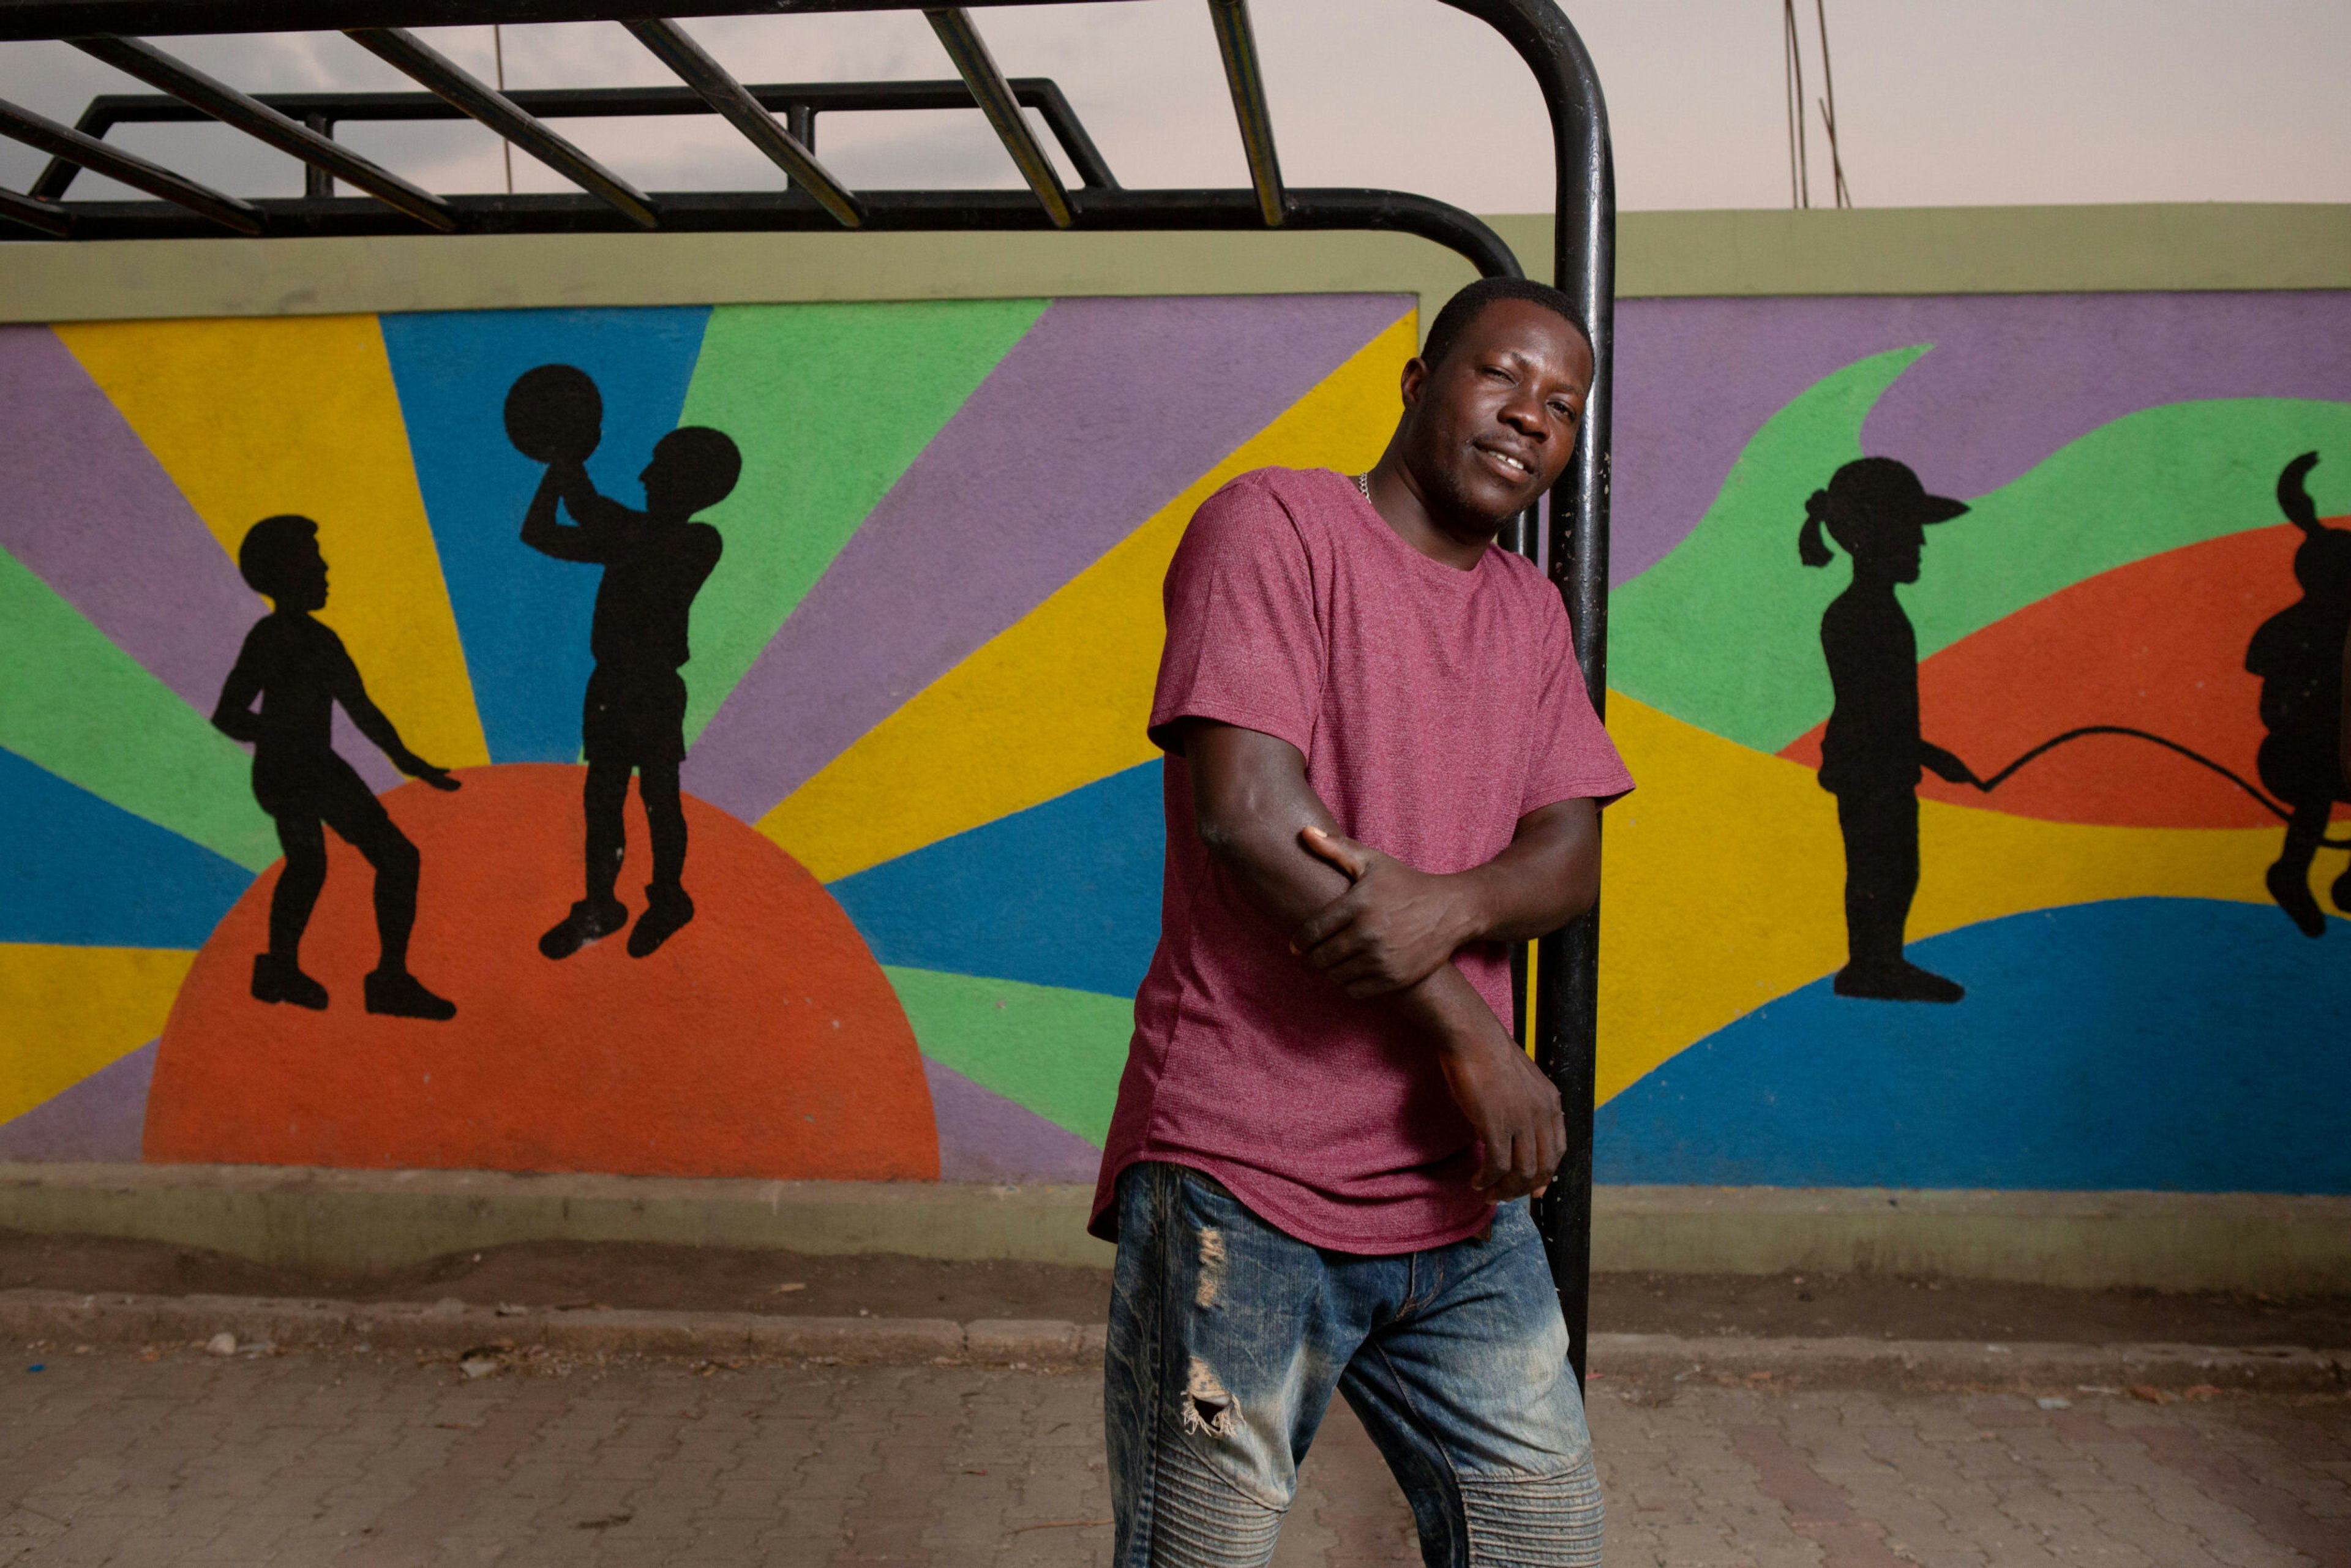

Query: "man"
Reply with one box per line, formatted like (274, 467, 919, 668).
(212, 514, 461, 1020)
(1094, 277, 1632, 1567)
(524, 423, 739, 961)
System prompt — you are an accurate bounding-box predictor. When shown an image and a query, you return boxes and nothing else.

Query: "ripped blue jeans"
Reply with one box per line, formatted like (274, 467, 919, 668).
(1105, 1161, 1603, 1567)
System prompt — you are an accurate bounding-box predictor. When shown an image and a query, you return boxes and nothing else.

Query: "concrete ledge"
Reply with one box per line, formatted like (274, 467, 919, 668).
(2, 205, 2341, 326)
(6, 1165, 2347, 1292)
(0, 1162, 1112, 1272)
(1591, 1185, 2351, 1294)
(4, 1289, 2337, 1392)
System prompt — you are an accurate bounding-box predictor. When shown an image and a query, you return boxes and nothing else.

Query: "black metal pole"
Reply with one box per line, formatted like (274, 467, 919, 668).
(925, 7, 1074, 228)
(0, 0, 1155, 39)
(0, 94, 262, 232)
(1205, 0, 1284, 227)
(345, 26, 659, 227)
(1442, 0, 1614, 1391)
(10, 2, 1611, 1389)
(0, 184, 73, 235)
(66, 36, 456, 228)
(302, 113, 335, 201)
(27, 186, 1528, 280)
(624, 18, 864, 227)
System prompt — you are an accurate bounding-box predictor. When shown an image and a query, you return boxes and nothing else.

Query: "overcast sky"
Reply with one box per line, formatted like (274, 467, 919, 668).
(3, 1, 2346, 214)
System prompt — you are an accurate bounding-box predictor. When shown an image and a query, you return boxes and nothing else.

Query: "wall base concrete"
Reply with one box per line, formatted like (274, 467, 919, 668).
(1589, 1185, 2351, 1294)
(0, 1163, 1114, 1274)
(3, 1165, 2345, 1292)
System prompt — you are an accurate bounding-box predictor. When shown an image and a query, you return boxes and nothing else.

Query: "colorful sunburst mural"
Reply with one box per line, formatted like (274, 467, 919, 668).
(2, 287, 2347, 1195)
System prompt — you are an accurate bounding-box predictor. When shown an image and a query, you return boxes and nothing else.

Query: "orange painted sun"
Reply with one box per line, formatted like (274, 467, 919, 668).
(147, 764, 938, 1180)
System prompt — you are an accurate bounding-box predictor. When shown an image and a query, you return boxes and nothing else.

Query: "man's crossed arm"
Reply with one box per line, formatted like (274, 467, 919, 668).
(1177, 719, 1600, 1203)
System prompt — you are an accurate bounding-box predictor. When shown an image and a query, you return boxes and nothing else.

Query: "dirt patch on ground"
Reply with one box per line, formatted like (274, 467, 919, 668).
(4, 1230, 2344, 1347)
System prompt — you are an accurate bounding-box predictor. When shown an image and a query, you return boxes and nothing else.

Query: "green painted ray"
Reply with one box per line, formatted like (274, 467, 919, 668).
(883, 964, 1130, 1146)
(0, 546, 276, 869)
(1611, 345, 2351, 751)
(1902, 399, 2351, 670)
(1610, 347, 1925, 752)
(678, 298, 1050, 742)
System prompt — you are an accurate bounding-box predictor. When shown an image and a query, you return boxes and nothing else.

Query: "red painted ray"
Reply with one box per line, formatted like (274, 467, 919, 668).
(1781, 522, 2351, 829)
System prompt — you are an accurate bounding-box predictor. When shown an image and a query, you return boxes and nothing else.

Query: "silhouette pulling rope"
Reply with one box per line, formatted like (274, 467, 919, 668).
(1962, 722, 2351, 846)
(1961, 449, 2351, 858)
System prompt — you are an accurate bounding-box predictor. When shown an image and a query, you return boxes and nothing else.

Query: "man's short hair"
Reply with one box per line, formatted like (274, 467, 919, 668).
(238, 514, 319, 599)
(1418, 277, 1591, 376)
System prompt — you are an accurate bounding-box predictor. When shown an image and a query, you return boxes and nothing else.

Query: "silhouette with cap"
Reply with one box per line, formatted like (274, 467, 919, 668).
(211, 515, 461, 1020)
(2247, 451, 2351, 937)
(513, 365, 739, 961)
(1800, 457, 1978, 1002)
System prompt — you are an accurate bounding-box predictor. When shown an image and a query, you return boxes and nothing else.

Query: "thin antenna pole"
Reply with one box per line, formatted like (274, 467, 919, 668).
(1813, 0, 1850, 206)
(1782, 0, 1808, 209)
(492, 23, 513, 193)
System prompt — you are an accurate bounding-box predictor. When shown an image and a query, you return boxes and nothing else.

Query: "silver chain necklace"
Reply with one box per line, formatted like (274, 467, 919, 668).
(1352, 472, 1371, 499)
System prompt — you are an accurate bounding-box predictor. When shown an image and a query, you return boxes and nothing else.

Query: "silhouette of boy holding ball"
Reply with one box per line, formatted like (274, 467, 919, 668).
(512, 366, 738, 960)
(212, 514, 461, 1020)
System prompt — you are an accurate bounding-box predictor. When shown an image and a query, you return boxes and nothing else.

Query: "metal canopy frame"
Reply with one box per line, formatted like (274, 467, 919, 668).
(0, 0, 1617, 1387)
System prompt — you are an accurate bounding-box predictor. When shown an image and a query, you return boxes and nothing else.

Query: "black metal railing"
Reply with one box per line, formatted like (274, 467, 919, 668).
(0, 0, 1618, 1389)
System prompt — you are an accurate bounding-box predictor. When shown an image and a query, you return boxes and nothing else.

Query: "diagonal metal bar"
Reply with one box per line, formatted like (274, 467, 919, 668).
(923, 7, 1070, 229)
(66, 34, 456, 231)
(1204, 0, 1282, 226)
(0, 94, 261, 233)
(345, 28, 656, 228)
(622, 18, 862, 228)
(0, 184, 73, 235)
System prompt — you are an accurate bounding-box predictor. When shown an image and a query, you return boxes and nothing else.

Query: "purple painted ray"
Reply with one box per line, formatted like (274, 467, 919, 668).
(922, 1057, 1101, 1185)
(1613, 291, 2351, 586)
(0, 326, 397, 790)
(684, 293, 1410, 820)
(0, 1040, 156, 1163)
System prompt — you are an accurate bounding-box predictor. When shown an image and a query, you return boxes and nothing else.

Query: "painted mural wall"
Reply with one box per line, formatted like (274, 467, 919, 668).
(1, 287, 2345, 1196)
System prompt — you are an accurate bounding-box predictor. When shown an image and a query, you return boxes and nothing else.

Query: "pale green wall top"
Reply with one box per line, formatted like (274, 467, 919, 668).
(0, 203, 2342, 326)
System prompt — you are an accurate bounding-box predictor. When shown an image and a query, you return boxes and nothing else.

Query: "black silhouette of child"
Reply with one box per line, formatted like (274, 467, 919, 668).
(2248, 451, 2351, 937)
(1799, 458, 1978, 1003)
(525, 428, 739, 960)
(211, 516, 461, 1019)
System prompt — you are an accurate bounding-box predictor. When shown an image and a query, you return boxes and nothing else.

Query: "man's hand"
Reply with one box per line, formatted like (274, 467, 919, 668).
(1437, 1025, 1565, 1202)
(1291, 826, 1477, 997)
(1180, 719, 1590, 1202)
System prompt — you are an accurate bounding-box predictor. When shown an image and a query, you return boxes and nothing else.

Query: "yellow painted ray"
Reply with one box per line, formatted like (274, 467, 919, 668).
(1597, 695, 2283, 1106)
(763, 312, 1417, 882)
(54, 317, 489, 770)
(0, 943, 192, 1126)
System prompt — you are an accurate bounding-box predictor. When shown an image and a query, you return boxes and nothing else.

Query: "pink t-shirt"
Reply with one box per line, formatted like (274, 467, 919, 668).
(1089, 467, 1635, 1254)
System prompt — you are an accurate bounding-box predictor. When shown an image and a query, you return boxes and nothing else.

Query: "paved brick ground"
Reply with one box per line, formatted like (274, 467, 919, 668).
(2, 1345, 2344, 1567)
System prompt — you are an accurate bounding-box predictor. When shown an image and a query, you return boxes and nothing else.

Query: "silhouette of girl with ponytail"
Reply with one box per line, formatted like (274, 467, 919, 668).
(1800, 457, 1977, 1002)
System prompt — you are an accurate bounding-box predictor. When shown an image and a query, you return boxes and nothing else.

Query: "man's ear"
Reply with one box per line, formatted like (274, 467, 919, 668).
(1398, 356, 1430, 411)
